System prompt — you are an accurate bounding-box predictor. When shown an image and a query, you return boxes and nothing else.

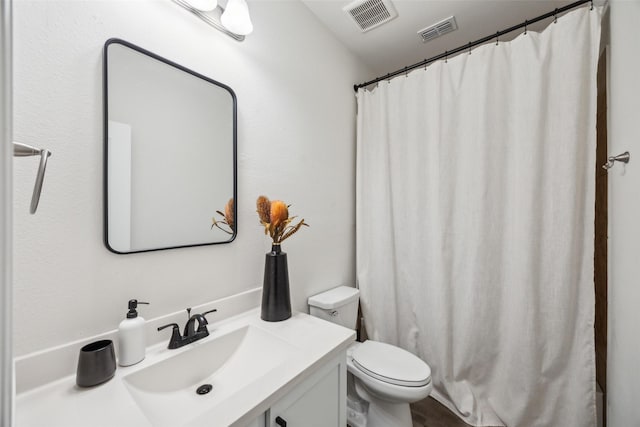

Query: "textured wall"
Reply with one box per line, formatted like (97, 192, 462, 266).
(12, 0, 371, 356)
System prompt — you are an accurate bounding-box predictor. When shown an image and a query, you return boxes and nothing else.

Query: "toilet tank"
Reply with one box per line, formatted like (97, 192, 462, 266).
(308, 286, 360, 330)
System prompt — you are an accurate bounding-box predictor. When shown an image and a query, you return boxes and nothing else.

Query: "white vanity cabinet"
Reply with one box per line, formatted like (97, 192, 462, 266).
(15, 311, 355, 427)
(265, 352, 347, 427)
(246, 416, 266, 427)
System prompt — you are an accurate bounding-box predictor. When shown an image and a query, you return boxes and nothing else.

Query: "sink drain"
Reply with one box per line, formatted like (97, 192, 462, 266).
(196, 384, 213, 395)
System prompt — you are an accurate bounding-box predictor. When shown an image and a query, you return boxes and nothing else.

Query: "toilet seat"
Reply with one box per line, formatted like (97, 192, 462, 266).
(351, 340, 431, 387)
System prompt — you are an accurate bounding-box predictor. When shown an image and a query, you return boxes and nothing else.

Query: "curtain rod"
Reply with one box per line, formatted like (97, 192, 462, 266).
(353, 0, 592, 91)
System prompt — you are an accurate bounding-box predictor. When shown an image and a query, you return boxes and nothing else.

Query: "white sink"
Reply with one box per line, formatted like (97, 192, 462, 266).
(123, 325, 297, 426)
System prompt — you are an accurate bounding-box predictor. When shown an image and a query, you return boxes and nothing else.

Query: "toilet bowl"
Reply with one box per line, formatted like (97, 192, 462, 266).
(308, 286, 432, 427)
(347, 341, 432, 427)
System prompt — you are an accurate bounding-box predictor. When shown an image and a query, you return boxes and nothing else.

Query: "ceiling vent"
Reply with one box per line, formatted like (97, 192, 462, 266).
(343, 0, 398, 33)
(417, 16, 458, 43)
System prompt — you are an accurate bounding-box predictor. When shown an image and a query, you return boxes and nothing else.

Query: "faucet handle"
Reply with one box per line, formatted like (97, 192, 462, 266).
(157, 323, 178, 331)
(202, 309, 217, 318)
(198, 308, 218, 331)
(157, 323, 183, 350)
(197, 309, 217, 332)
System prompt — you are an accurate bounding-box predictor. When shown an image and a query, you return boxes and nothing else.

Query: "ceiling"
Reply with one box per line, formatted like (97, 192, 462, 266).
(301, 0, 576, 81)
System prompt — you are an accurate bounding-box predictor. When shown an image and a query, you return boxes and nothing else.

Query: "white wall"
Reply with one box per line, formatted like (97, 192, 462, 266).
(607, 1, 640, 425)
(12, 0, 371, 357)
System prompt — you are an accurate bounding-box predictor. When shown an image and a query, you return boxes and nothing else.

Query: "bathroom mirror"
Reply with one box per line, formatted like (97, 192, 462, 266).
(103, 39, 237, 254)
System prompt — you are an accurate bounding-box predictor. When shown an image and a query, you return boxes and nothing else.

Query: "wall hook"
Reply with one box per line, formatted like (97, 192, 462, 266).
(602, 151, 630, 170)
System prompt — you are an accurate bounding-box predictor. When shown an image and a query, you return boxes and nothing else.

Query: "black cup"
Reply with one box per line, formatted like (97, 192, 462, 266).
(76, 340, 116, 387)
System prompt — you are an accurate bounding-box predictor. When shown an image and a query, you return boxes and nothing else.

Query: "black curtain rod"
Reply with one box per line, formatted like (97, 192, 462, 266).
(353, 0, 592, 91)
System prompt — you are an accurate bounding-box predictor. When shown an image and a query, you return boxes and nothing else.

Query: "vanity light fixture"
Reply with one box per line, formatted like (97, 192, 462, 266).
(183, 0, 218, 12)
(220, 0, 253, 36)
(171, 0, 252, 41)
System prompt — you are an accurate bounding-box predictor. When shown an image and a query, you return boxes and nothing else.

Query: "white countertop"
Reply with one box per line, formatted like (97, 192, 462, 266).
(15, 309, 355, 427)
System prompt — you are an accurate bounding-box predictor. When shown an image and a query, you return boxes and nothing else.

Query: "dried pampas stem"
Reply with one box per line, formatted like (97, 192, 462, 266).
(256, 196, 271, 224)
(256, 196, 309, 244)
(279, 219, 308, 243)
(211, 198, 235, 235)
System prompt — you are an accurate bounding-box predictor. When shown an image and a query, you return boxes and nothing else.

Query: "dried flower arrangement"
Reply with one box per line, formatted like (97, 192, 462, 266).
(211, 198, 235, 235)
(256, 195, 308, 244)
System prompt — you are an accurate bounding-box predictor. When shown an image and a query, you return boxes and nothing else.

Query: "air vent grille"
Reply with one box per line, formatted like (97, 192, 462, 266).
(417, 16, 458, 43)
(344, 0, 398, 33)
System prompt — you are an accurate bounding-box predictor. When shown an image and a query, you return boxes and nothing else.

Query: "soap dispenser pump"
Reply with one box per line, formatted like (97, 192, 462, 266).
(118, 299, 149, 367)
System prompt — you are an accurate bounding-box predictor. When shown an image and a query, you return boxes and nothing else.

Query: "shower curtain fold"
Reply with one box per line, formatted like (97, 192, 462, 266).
(356, 7, 602, 427)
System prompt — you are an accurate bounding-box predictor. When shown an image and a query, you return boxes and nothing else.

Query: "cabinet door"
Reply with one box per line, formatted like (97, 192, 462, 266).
(245, 413, 266, 427)
(267, 356, 345, 427)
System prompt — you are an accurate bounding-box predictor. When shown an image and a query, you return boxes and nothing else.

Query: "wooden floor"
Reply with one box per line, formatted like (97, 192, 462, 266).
(411, 397, 473, 427)
(346, 396, 476, 427)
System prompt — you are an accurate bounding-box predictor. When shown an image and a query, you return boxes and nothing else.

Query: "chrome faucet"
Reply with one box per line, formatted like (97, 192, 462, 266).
(157, 308, 217, 349)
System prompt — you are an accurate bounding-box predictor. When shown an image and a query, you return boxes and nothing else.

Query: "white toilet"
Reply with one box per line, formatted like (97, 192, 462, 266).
(308, 286, 432, 427)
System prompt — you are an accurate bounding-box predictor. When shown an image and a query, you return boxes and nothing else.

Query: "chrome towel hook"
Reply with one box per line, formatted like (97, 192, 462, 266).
(13, 141, 52, 214)
(602, 151, 630, 171)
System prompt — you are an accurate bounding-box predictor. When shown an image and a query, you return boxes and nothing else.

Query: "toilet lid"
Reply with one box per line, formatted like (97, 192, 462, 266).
(352, 341, 431, 387)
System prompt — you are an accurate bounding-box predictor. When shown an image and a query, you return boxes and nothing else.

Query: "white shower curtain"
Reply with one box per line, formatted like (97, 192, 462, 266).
(356, 7, 602, 427)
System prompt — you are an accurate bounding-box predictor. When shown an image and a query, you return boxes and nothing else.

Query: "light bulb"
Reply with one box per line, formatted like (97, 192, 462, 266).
(184, 0, 218, 12)
(221, 0, 253, 36)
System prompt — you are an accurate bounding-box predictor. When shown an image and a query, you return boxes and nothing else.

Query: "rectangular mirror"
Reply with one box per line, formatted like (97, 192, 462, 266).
(103, 39, 237, 254)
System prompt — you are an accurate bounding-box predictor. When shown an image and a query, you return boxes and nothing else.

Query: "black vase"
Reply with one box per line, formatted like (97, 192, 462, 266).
(261, 244, 292, 322)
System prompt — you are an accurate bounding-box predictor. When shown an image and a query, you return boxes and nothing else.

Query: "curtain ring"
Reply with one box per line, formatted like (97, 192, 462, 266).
(524, 20, 528, 35)
(386, 73, 391, 84)
(554, 8, 558, 23)
(495, 32, 499, 46)
(445, 50, 448, 63)
(405, 66, 408, 78)
(424, 60, 427, 71)
(591, 0, 594, 10)
(468, 42, 472, 55)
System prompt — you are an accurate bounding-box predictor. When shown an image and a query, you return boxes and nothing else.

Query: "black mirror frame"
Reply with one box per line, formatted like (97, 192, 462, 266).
(103, 38, 238, 254)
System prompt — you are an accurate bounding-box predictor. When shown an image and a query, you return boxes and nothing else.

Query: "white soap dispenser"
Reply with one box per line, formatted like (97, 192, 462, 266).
(118, 299, 149, 366)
